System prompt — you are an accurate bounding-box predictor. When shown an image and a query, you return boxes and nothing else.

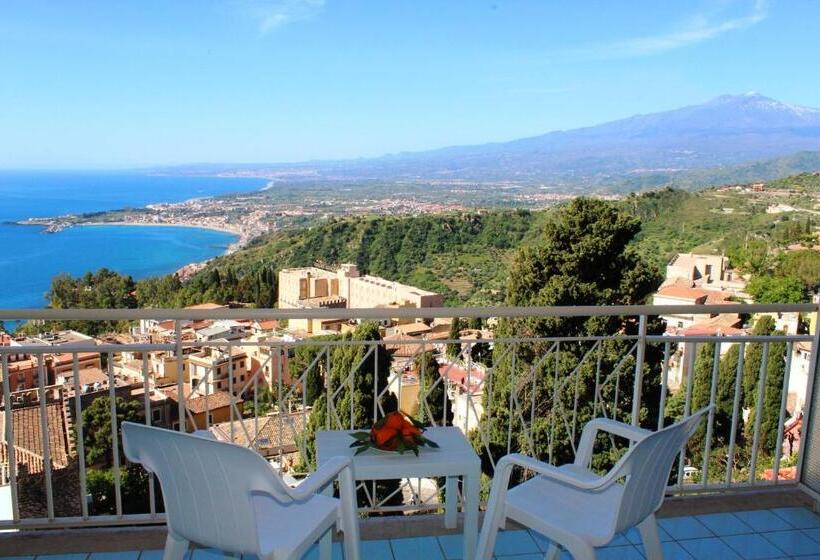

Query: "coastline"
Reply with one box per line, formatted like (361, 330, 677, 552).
(76, 220, 242, 237)
(76, 220, 247, 256)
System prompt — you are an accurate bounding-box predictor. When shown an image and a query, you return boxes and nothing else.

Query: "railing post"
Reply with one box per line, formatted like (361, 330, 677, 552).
(631, 314, 647, 427)
(72, 354, 89, 519)
(175, 320, 185, 432)
(1, 353, 19, 522)
(701, 342, 721, 486)
(36, 354, 54, 520)
(749, 343, 770, 483)
(797, 305, 820, 484)
(107, 352, 123, 516)
(773, 342, 794, 483)
(141, 355, 156, 517)
(726, 342, 746, 485)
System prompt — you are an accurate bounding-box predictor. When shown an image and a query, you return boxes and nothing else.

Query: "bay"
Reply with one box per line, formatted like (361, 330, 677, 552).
(0, 171, 265, 312)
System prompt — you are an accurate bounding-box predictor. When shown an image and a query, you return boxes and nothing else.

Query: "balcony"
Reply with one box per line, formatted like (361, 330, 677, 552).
(0, 304, 819, 559)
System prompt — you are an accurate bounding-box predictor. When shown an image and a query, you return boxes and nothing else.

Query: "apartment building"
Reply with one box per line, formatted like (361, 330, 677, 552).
(278, 264, 443, 334)
(664, 253, 747, 295)
(187, 346, 252, 397)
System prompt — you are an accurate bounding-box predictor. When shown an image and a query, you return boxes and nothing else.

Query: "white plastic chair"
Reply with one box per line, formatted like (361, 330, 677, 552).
(476, 407, 710, 560)
(122, 422, 361, 560)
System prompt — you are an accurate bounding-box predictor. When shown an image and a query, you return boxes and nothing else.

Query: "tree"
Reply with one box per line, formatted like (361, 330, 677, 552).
(747, 276, 807, 304)
(287, 335, 337, 406)
(715, 344, 744, 446)
(414, 351, 453, 426)
(81, 396, 144, 468)
(446, 318, 464, 360)
(135, 275, 183, 308)
(688, 342, 717, 458)
(469, 333, 493, 367)
(80, 396, 155, 515)
(743, 316, 776, 411)
(477, 198, 664, 478)
(775, 250, 820, 293)
(745, 333, 787, 455)
(34, 269, 138, 335)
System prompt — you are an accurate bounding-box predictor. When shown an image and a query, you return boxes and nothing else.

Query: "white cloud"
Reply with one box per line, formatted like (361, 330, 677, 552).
(569, 0, 768, 60)
(240, 0, 326, 32)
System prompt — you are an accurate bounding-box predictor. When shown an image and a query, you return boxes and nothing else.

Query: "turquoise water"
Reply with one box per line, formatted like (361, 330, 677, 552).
(0, 171, 264, 312)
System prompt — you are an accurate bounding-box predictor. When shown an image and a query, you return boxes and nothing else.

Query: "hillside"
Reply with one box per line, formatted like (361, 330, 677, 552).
(627, 173, 820, 269)
(160, 210, 549, 307)
(51, 173, 820, 317)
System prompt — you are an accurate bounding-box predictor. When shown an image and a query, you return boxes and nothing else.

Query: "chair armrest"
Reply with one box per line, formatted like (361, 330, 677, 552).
(497, 453, 610, 491)
(574, 418, 652, 469)
(287, 456, 353, 500)
(192, 429, 217, 440)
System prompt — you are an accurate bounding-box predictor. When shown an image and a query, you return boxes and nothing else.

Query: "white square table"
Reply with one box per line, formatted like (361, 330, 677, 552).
(316, 426, 482, 560)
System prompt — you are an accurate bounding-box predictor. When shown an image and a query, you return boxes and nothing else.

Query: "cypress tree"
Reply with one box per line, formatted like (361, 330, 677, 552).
(477, 198, 664, 477)
(414, 351, 453, 426)
(446, 318, 464, 360)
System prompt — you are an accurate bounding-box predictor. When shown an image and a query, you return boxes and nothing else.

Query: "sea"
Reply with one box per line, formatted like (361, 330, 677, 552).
(0, 171, 266, 317)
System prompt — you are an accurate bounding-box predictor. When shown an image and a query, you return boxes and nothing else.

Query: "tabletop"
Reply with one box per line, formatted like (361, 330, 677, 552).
(316, 426, 480, 479)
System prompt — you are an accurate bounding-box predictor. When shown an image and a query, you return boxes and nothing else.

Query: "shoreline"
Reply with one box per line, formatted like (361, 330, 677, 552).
(76, 220, 248, 256)
(75, 220, 242, 237)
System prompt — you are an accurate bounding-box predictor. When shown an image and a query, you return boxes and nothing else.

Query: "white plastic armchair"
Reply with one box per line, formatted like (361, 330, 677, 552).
(476, 408, 710, 560)
(122, 422, 360, 560)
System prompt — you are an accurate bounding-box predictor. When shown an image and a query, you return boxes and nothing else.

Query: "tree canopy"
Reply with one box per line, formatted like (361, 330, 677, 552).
(477, 198, 664, 477)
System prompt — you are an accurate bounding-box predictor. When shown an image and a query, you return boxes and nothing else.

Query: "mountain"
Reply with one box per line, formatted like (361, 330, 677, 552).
(170, 93, 820, 190)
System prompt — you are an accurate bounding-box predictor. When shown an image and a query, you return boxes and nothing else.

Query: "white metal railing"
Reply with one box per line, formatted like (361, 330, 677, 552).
(0, 303, 817, 529)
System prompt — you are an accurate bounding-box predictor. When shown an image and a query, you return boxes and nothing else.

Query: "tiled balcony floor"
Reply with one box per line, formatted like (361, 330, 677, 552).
(3, 507, 820, 560)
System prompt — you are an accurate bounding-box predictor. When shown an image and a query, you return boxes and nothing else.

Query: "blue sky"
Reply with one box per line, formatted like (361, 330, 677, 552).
(1, 0, 818, 168)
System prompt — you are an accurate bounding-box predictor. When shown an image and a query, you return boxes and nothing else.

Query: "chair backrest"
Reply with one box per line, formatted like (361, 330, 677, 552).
(612, 408, 708, 533)
(122, 422, 294, 554)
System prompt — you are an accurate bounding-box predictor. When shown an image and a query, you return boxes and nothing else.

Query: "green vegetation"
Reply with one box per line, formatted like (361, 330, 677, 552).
(623, 174, 820, 272)
(414, 351, 452, 426)
(24, 173, 820, 333)
(747, 276, 807, 304)
(476, 199, 664, 479)
(81, 396, 155, 515)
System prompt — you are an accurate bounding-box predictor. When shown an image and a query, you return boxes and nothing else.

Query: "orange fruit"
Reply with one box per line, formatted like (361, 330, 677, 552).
(384, 412, 406, 430)
(372, 426, 398, 448)
(401, 425, 421, 438)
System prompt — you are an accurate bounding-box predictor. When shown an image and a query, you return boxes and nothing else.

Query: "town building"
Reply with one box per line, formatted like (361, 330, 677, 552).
(652, 282, 735, 331)
(161, 386, 241, 431)
(187, 346, 252, 397)
(278, 264, 443, 334)
(664, 253, 747, 295)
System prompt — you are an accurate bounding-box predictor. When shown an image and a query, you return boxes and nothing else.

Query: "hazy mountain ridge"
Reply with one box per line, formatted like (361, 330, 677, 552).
(163, 94, 820, 190)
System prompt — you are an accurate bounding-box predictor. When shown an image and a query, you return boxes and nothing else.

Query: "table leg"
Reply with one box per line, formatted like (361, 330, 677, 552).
(463, 470, 480, 560)
(444, 476, 458, 529)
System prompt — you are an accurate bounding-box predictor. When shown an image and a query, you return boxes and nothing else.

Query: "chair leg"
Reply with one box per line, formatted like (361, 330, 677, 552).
(638, 515, 663, 560)
(474, 516, 501, 560)
(319, 526, 333, 560)
(545, 543, 560, 560)
(163, 533, 189, 560)
(565, 541, 595, 560)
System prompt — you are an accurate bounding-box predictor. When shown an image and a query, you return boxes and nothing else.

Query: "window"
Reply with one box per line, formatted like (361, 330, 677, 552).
(207, 413, 214, 425)
(152, 409, 163, 423)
